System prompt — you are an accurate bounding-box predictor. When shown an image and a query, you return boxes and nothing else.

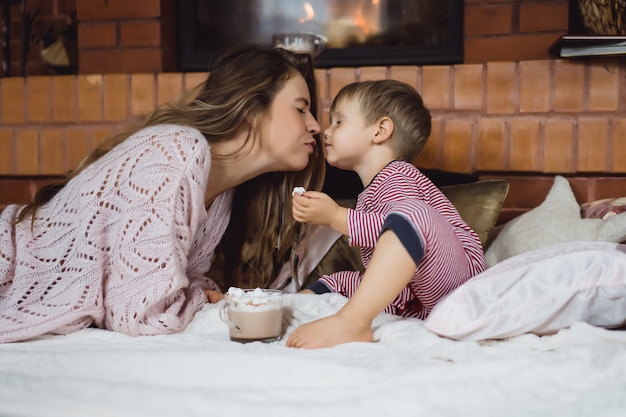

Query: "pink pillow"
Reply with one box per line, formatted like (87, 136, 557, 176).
(581, 197, 626, 220)
(425, 241, 626, 341)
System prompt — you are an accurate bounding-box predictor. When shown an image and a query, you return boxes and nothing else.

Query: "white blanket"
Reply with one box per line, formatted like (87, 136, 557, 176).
(1, 293, 625, 417)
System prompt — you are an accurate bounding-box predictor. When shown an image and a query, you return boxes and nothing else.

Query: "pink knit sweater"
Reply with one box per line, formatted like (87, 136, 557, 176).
(0, 125, 232, 343)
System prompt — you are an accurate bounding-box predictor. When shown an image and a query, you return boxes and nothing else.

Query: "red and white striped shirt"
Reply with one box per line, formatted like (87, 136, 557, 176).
(315, 161, 486, 319)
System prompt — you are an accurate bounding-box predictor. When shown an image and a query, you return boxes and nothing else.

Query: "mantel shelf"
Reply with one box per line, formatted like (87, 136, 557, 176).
(550, 35, 626, 58)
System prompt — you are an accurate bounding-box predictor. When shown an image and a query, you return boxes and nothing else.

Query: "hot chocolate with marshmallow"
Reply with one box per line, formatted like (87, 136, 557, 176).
(220, 287, 284, 343)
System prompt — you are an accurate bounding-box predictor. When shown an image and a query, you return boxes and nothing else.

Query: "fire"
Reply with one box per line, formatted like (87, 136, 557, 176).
(299, 3, 315, 24)
(353, 0, 380, 35)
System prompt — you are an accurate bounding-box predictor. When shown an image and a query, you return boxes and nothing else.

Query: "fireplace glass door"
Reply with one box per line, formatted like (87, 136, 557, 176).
(178, 0, 463, 70)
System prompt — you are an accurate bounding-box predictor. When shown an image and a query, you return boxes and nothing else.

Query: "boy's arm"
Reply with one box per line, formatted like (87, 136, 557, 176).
(286, 230, 417, 349)
(336, 230, 417, 326)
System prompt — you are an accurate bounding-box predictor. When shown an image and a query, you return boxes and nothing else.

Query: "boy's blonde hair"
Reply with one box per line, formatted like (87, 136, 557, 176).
(330, 79, 431, 161)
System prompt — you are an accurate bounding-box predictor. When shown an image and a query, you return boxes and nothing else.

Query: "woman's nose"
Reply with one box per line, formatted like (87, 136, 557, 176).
(307, 113, 321, 134)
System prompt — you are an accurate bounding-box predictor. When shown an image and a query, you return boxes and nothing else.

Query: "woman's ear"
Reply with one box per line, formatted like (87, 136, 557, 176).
(373, 117, 394, 144)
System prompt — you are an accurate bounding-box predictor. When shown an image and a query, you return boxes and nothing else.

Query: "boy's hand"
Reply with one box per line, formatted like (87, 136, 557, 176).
(292, 191, 346, 232)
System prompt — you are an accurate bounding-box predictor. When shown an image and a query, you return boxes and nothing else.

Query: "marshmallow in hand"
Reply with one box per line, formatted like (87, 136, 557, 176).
(292, 187, 306, 197)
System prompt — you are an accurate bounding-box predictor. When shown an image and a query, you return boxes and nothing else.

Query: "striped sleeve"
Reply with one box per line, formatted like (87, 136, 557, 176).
(346, 208, 385, 248)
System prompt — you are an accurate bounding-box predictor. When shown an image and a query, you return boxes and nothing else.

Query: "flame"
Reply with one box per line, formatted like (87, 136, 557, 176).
(352, 0, 380, 35)
(299, 3, 315, 23)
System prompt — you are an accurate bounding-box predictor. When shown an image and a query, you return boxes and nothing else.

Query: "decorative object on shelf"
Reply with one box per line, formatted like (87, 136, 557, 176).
(578, 0, 626, 35)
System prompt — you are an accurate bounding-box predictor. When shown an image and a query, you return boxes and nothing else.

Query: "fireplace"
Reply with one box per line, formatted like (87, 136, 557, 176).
(178, 0, 464, 71)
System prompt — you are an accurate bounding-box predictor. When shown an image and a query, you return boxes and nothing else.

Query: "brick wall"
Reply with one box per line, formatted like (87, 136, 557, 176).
(1, 58, 625, 211)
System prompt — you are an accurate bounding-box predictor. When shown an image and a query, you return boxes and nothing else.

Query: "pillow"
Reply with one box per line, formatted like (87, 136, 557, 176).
(484, 175, 626, 267)
(424, 241, 626, 341)
(581, 197, 626, 220)
(439, 179, 510, 247)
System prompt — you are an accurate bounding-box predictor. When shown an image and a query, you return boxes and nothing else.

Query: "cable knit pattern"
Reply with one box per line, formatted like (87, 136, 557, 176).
(0, 125, 232, 343)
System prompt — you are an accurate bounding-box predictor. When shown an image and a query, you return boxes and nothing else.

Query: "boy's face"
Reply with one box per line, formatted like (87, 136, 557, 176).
(323, 98, 377, 171)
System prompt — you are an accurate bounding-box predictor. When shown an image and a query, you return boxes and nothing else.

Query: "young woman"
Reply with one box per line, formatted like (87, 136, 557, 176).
(287, 80, 485, 349)
(0, 44, 325, 343)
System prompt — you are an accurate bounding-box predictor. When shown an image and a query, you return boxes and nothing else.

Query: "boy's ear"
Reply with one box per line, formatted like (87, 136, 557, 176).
(373, 117, 394, 144)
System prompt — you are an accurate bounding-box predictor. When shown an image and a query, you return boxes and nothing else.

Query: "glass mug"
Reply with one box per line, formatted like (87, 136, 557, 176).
(272, 33, 326, 57)
(219, 288, 284, 343)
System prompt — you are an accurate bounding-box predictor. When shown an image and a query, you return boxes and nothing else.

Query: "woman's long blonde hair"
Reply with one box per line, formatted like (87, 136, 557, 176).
(18, 44, 325, 290)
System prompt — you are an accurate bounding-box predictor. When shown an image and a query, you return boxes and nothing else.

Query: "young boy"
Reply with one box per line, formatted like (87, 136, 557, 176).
(286, 80, 486, 349)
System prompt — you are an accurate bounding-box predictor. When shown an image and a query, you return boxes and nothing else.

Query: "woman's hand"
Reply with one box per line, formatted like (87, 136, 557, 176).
(205, 290, 224, 303)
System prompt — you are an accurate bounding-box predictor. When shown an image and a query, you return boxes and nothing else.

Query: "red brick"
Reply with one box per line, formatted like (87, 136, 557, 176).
(543, 119, 574, 173)
(156, 73, 183, 106)
(465, 4, 514, 36)
(454, 64, 484, 111)
(103, 74, 129, 121)
(519, 2, 569, 33)
(612, 119, 626, 172)
(77, 23, 117, 48)
(66, 128, 93, 171)
(119, 48, 164, 73)
(577, 119, 609, 172)
(441, 119, 475, 173)
(465, 33, 564, 63)
(421, 66, 451, 110)
(1, 77, 25, 124)
(413, 118, 442, 170)
(329, 68, 358, 99)
(78, 75, 104, 122)
(359, 67, 388, 82)
(589, 62, 620, 112)
(131, 73, 156, 116)
(477, 118, 507, 171)
(486, 61, 517, 115)
(26, 76, 52, 122)
(0, 129, 14, 175)
(553, 60, 585, 112)
(389, 67, 419, 92)
(15, 129, 39, 175)
(79, 48, 164, 74)
(52, 75, 77, 122)
(77, 0, 162, 20)
(40, 129, 66, 175)
(519, 60, 550, 113)
(120, 21, 162, 47)
(510, 118, 541, 171)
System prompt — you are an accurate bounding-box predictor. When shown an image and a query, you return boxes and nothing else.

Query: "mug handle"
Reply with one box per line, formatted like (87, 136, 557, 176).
(219, 304, 241, 332)
(312, 34, 327, 56)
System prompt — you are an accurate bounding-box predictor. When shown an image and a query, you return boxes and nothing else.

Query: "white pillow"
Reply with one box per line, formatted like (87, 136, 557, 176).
(424, 241, 626, 341)
(484, 175, 626, 267)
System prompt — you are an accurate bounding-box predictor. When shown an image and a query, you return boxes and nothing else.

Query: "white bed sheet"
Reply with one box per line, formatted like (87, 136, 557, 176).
(1, 293, 625, 417)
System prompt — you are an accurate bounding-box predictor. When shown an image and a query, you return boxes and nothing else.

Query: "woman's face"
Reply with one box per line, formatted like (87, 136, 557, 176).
(260, 73, 321, 171)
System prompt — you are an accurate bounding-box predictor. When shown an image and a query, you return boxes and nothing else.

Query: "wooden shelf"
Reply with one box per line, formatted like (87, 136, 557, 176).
(550, 35, 626, 58)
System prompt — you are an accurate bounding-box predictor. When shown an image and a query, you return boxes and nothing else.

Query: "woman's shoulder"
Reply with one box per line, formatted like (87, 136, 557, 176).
(133, 124, 207, 146)
(126, 124, 210, 161)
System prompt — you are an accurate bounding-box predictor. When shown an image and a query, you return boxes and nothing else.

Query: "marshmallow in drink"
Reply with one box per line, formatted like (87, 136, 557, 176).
(221, 287, 284, 342)
(292, 186, 306, 197)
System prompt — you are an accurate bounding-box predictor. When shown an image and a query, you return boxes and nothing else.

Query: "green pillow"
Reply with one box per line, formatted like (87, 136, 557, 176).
(440, 179, 510, 247)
